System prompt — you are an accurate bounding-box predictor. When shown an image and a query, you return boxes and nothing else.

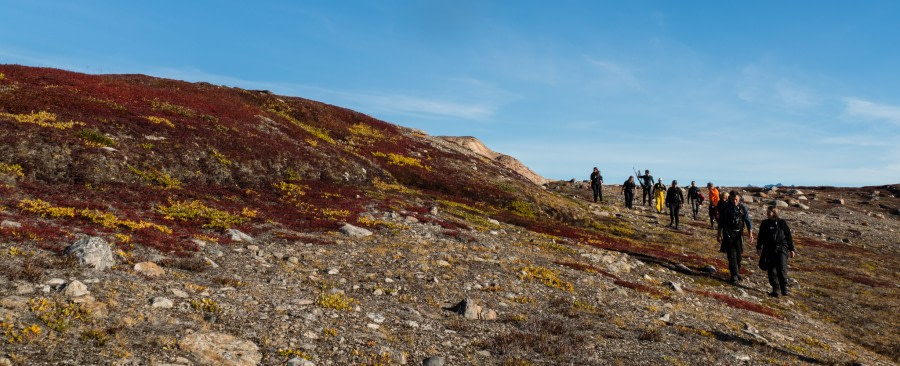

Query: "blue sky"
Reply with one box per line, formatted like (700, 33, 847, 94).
(2, 1, 899, 186)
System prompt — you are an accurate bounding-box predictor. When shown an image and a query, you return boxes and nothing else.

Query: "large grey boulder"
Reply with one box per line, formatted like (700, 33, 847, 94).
(64, 236, 115, 270)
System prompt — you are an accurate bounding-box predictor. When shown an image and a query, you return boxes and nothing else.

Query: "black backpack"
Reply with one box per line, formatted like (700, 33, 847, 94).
(727, 204, 744, 230)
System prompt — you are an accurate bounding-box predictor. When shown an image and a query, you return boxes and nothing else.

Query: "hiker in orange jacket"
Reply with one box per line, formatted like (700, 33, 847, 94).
(707, 183, 720, 229)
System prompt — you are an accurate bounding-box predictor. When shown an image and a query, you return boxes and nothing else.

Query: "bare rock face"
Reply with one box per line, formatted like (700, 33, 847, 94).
(64, 236, 115, 270)
(439, 136, 548, 185)
(339, 223, 372, 237)
(179, 331, 261, 366)
(134, 261, 165, 277)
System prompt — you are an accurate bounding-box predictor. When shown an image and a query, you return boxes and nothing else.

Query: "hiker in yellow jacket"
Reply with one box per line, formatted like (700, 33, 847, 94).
(653, 178, 666, 213)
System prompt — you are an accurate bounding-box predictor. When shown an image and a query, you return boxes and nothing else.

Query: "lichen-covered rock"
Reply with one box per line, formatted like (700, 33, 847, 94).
(338, 223, 372, 237)
(134, 261, 165, 277)
(64, 236, 115, 270)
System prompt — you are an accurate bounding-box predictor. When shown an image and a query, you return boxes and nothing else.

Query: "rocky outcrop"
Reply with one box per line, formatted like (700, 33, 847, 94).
(439, 136, 548, 185)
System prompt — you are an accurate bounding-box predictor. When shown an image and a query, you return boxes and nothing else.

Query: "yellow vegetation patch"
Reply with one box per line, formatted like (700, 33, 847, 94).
(519, 265, 574, 292)
(1, 322, 41, 344)
(509, 200, 537, 218)
(372, 178, 415, 194)
(316, 293, 356, 311)
(0, 111, 85, 129)
(273, 181, 309, 206)
(210, 149, 233, 165)
(189, 298, 221, 314)
(357, 216, 408, 230)
(18, 199, 75, 218)
(80, 208, 172, 234)
(127, 164, 181, 189)
(156, 198, 249, 230)
(0, 162, 24, 177)
(149, 99, 196, 117)
(348, 123, 385, 139)
(29, 298, 90, 332)
(145, 116, 175, 128)
(371, 151, 432, 171)
(264, 98, 336, 144)
(320, 208, 351, 219)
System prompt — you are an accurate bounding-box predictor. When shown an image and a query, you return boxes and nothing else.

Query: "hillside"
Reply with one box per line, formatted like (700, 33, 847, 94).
(0, 65, 898, 365)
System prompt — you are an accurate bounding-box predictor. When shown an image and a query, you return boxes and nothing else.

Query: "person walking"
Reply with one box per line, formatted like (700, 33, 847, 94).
(707, 183, 720, 229)
(756, 206, 795, 297)
(717, 191, 753, 283)
(653, 178, 667, 214)
(622, 176, 637, 209)
(665, 180, 685, 229)
(589, 167, 604, 203)
(638, 170, 654, 206)
(687, 181, 701, 220)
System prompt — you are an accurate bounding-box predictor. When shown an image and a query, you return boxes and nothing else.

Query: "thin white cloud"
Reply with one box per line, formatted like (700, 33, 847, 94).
(584, 57, 642, 91)
(843, 97, 900, 125)
(736, 65, 820, 111)
(146, 67, 501, 121)
(819, 135, 890, 147)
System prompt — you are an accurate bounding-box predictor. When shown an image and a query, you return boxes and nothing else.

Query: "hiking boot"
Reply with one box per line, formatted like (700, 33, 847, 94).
(781, 289, 790, 296)
(768, 291, 779, 298)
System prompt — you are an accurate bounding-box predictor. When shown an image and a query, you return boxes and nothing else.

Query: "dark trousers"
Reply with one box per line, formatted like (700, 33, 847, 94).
(624, 190, 634, 209)
(708, 205, 717, 228)
(766, 252, 789, 293)
(641, 187, 651, 205)
(592, 184, 602, 202)
(722, 233, 743, 280)
(691, 200, 700, 220)
(668, 204, 680, 228)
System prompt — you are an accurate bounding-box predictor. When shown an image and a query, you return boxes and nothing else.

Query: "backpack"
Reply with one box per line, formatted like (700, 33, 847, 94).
(697, 193, 705, 204)
(726, 204, 744, 230)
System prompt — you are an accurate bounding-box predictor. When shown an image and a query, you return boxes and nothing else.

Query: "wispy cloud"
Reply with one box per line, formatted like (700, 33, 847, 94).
(147, 67, 502, 121)
(584, 57, 643, 91)
(736, 65, 820, 111)
(843, 97, 900, 125)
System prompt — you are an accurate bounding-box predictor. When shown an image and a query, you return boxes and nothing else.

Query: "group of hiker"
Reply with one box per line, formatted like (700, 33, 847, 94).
(592, 168, 797, 297)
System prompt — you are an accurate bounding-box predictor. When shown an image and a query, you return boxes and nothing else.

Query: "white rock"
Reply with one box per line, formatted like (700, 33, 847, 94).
(226, 229, 254, 242)
(338, 223, 372, 237)
(0, 220, 21, 229)
(171, 288, 189, 298)
(152, 297, 174, 309)
(63, 280, 90, 298)
(64, 236, 115, 270)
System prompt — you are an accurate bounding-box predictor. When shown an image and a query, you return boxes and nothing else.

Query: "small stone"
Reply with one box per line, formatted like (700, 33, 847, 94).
(338, 223, 373, 237)
(64, 280, 90, 298)
(404, 216, 419, 223)
(662, 281, 684, 294)
(288, 256, 300, 264)
(429, 206, 439, 215)
(798, 204, 810, 210)
(367, 313, 386, 324)
(0, 296, 29, 310)
(373, 288, 384, 296)
(14, 283, 34, 295)
(701, 265, 717, 273)
(366, 323, 380, 330)
(152, 297, 174, 309)
(0, 220, 21, 229)
(832, 198, 845, 205)
(480, 309, 498, 321)
(134, 261, 165, 277)
(422, 356, 445, 366)
(246, 245, 260, 251)
(658, 313, 671, 322)
(286, 358, 316, 366)
(46, 278, 67, 288)
(226, 229, 254, 242)
(488, 219, 501, 226)
(436, 260, 451, 267)
(771, 200, 789, 208)
(171, 288, 189, 298)
(327, 268, 340, 275)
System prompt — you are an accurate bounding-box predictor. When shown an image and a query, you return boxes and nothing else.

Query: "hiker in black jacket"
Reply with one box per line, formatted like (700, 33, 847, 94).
(589, 167, 603, 202)
(756, 206, 795, 297)
(665, 180, 684, 229)
(622, 176, 637, 209)
(687, 181, 701, 220)
(638, 170, 653, 206)
(716, 191, 753, 283)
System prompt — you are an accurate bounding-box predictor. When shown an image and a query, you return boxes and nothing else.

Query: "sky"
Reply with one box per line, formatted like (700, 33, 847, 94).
(1, 1, 899, 187)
